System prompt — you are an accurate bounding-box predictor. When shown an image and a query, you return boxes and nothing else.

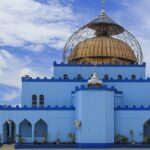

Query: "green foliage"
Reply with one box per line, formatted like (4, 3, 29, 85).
(43, 132, 48, 144)
(68, 133, 75, 144)
(17, 134, 23, 144)
(115, 134, 128, 144)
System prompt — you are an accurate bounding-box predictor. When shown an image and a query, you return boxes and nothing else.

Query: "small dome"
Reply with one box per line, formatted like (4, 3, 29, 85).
(88, 12, 124, 36)
(69, 36, 137, 64)
(88, 71, 102, 87)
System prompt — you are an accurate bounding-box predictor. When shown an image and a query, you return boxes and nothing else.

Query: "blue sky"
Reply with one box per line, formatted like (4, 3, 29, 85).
(0, 0, 150, 106)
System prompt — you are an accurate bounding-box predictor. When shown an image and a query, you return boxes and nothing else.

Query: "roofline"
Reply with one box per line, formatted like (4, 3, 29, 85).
(22, 77, 150, 83)
(54, 62, 146, 67)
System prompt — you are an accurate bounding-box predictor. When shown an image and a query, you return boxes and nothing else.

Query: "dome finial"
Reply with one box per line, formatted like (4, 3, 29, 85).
(100, 0, 106, 15)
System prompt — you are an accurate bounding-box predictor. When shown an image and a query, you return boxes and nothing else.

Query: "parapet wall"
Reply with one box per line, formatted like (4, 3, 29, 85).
(54, 62, 146, 79)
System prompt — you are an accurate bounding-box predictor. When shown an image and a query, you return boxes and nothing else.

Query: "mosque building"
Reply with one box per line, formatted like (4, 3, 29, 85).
(0, 1, 150, 149)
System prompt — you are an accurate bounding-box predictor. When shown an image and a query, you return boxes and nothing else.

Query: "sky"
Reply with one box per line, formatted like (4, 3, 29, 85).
(0, 0, 150, 106)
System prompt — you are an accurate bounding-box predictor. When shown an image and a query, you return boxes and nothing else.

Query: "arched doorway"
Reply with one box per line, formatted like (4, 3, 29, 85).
(34, 119, 48, 143)
(3, 120, 16, 143)
(144, 119, 150, 137)
(19, 119, 32, 143)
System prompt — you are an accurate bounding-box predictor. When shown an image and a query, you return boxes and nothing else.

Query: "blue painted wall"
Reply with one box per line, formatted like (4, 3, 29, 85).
(115, 110, 150, 143)
(0, 110, 75, 143)
(21, 63, 149, 108)
(22, 82, 85, 107)
(54, 63, 146, 79)
(75, 89, 114, 144)
(106, 82, 150, 106)
(22, 79, 150, 107)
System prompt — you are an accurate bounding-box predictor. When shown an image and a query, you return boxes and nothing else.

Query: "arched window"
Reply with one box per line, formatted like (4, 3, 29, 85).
(104, 74, 109, 80)
(131, 74, 136, 80)
(19, 119, 32, 138)
(40, 95, 44, 106)
(77, 74, 82, 80)
(63, 74, 68, 80)
(34, 119, 48, 142)
(32, 95, 37, 107)
(118, 75, 123, 80)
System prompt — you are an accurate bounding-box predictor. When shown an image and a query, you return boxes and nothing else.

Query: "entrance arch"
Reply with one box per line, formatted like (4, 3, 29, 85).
(3, 120, 16, 143)
(34, 119, 48, 143)
(19, 119, 32, 143)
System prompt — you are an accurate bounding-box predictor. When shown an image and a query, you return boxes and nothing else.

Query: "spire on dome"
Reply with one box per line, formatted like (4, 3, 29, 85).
(100, 0, 106, 15)
(82, 0, 124, 36)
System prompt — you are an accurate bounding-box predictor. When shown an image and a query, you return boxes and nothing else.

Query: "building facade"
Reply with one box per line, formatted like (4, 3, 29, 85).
(0, 4, 150, 149)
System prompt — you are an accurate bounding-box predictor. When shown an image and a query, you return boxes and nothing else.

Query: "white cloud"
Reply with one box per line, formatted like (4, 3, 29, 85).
(1, 90, 20, 101)
(0, 0, 77, 103)
(0, 49, 50, 102)
(0, 0, 78, 51)
(24, 44, 46, 52)
(0, 49, 48, 88)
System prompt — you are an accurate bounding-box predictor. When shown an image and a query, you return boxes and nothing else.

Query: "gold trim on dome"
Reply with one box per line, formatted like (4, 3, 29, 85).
(69, 36, 137, 64)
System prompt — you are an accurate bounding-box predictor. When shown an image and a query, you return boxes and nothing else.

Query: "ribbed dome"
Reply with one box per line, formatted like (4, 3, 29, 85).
(69, 36, 137, 64)
(64, 9, 143, 65)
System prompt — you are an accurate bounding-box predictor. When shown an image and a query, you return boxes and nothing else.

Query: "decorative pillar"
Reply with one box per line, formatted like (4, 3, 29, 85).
(7, 119, 12, 142)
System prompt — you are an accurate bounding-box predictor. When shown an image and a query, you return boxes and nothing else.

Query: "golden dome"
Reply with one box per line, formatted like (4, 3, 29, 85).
(68, 36, 137, 64)
(64, 10, 143, 64)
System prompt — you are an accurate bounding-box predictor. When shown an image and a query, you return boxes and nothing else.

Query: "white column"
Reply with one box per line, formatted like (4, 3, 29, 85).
(15, 124, 19, 143)
(8, 123, 12, 138)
